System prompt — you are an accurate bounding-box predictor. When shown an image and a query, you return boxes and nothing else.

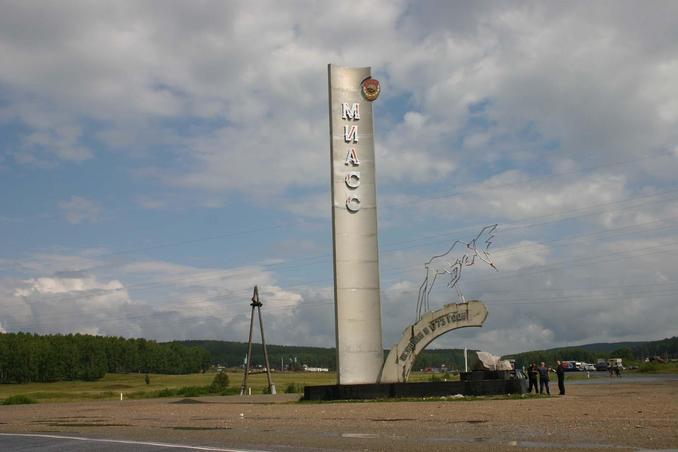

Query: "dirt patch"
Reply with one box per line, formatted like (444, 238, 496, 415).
(0, 379, 676, 451)
(47, 423, 130, 427)
(368, 418, 417, 422)
(170, 398, 207, 404)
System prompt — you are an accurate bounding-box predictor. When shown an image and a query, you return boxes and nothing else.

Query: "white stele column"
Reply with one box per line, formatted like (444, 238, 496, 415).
(328, 64, 383, 384)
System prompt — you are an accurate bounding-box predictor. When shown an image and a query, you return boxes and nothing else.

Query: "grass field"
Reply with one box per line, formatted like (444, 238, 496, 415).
(3, 364, 675, 404)
(0, 371, 338, 403)
(0, 370, 463, 404)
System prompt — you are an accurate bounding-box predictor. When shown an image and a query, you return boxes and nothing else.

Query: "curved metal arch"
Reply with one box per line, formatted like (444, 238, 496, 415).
(380, 301, 488, 383)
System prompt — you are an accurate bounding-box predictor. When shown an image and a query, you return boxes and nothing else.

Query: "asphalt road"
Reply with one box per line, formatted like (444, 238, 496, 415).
(567, 372, 678, 384)
(0, 433, 269, 452)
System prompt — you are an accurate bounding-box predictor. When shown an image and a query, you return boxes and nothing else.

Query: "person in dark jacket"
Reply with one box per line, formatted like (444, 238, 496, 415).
(556, 360, 565, 395)
(539, 361, 550, 395)
(527, 362, 539, 393)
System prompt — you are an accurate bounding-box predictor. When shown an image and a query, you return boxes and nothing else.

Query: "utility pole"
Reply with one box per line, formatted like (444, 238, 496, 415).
(240, 286, 276, 395)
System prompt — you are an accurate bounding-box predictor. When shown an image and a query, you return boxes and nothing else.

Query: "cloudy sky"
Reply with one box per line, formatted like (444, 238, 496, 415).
(1, 1, 677, 356)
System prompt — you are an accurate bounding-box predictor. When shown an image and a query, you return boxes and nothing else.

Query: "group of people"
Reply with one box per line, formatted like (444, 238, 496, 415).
(608, 364, 622, 378)
(526, 361, 566, 396)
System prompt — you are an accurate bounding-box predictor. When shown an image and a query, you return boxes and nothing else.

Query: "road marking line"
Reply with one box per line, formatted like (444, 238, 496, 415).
(0, 433, 269, 452)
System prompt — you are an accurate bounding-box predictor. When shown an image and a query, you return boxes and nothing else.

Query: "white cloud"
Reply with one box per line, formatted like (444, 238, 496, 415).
(379, 111, 458, 184)
(492, 241, 550, 270)
(58, 196, 102, 224)
(1, 2, 678, 353)
(14, 276, 123, 296)
(0, 257, 308, 341)
(5, 273, 134, 336)
(135, 195, 169, 210)
(2, 1, 677, 195)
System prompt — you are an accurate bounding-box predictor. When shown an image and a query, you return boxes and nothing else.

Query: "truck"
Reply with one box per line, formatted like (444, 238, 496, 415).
(561, 361, 583, 372)
(581, 362, 596, 371)
(595, 359, 608, 371)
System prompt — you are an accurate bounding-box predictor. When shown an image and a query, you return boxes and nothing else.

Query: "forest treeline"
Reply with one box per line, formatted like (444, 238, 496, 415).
(0, 333, 210, 384)
(176, 340, 338, 370)
(178, 336, 678, 371)
(177, 340, 474, 371)
(503, 336, 678, 368)
(2, 333, 674, 384)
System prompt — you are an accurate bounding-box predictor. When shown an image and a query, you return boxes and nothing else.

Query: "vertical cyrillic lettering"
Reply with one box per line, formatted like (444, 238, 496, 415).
(345, 171, 360, 189)
(342, 103, 360, 120)
(346, 193, 361, 212)
(344, 148, 360, 166)
(344, 125, 358, 143)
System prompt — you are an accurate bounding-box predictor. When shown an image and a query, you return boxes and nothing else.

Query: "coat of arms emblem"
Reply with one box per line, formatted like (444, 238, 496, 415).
(361, 78, 380, 101)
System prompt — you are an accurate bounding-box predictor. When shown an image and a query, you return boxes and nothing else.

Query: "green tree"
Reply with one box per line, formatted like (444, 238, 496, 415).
(209, 371, 230, 393)
(610, 347, 635, 361)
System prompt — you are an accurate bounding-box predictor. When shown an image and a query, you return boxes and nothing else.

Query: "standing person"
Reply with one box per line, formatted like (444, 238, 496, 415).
(556, 360, 565, 395)
(539, 361, 550, 395)
(527, 363, 539, 394)
(614, 364, 621, 378)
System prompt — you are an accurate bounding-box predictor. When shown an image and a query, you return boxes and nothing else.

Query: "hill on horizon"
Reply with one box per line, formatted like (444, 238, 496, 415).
(503, 340, 650, 357)
(174, 340, 473, 371)
(174, 336, 677, 371)
(502, 336, 677, 368)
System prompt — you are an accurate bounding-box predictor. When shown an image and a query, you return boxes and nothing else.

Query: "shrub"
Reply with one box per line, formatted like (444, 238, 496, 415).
(638, 362, 660, 373)
(177, 386, 209, 397)
(209, 372, 230, 393)
(2, 394, 36, 405)
(157, 388, 178, 397)
(284, 382, 304, 394)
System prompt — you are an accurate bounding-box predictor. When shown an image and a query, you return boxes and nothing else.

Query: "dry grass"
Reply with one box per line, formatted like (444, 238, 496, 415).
(0, 371, 339, 403)
(0, 370, 479, 403)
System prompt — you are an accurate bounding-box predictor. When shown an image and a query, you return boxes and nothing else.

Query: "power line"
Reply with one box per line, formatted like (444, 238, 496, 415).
(5, 236, 678, 327)
(4, 228, 678, 327)
(3, 182, 678, 327)
(7, 184, 676, 301)
(6, 205, 678, 310)
(383, 150, 677, 209)
(3, 288, 676, 333)
(380, 239, 678, 289)
(0, 222, 293, 272)
(2, 150, 674, 272)
(485, 292, 677, 306)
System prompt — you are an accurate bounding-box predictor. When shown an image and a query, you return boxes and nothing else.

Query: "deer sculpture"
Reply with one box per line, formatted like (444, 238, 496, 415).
(416, 224, 498, 320)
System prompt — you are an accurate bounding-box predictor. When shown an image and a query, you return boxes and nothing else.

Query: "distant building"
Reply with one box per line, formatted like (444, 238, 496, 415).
(302, 364, 329, 372)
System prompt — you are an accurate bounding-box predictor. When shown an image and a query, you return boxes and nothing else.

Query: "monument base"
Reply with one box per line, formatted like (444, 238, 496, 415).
(303, 372, 527, 401)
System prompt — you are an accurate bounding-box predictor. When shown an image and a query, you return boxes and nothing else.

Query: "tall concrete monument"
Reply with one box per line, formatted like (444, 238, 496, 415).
(308, 64, 518, 401)
(328, 64, 383, 384)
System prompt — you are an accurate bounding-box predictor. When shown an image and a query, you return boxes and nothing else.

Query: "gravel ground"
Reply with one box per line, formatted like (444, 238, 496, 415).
(0, 377, 676, 451)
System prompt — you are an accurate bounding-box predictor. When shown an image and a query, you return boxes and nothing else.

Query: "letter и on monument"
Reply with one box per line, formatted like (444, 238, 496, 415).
(328, 64, 384, 385)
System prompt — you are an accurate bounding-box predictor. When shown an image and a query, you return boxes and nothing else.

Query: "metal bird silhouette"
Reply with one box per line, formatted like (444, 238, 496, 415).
(416, 224, 498, 319)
